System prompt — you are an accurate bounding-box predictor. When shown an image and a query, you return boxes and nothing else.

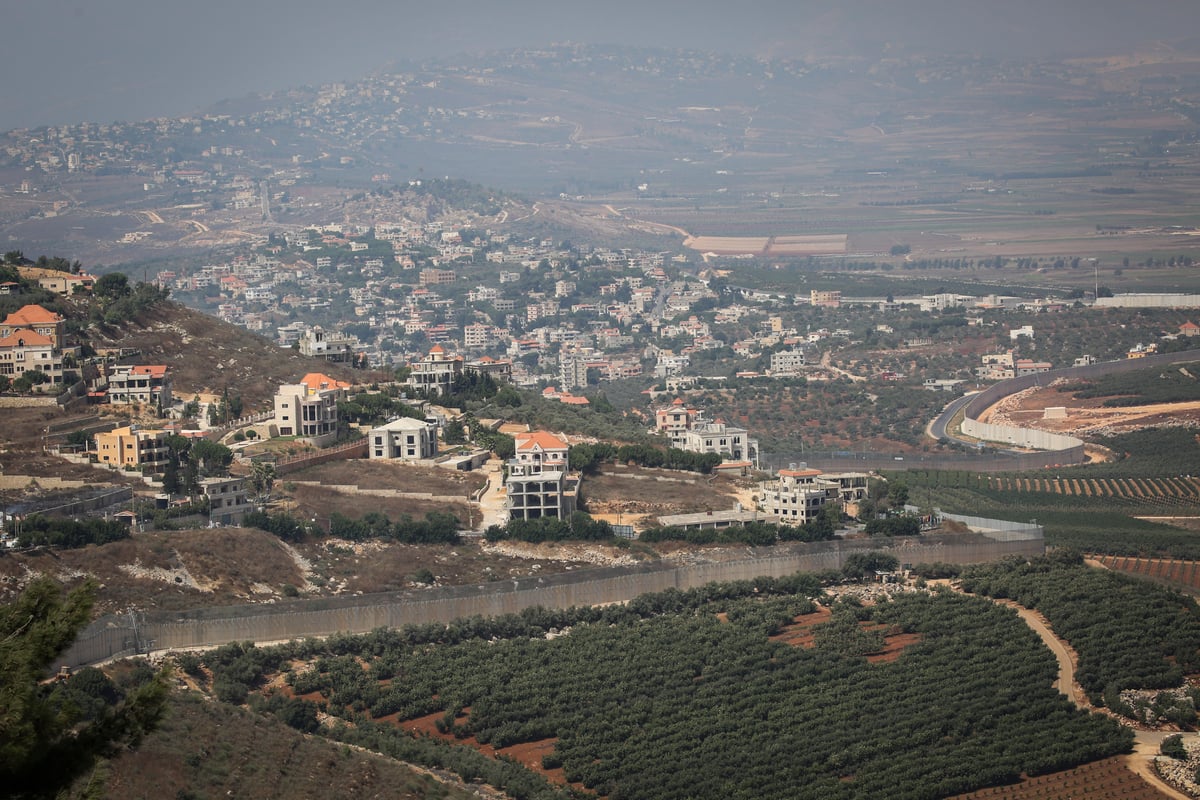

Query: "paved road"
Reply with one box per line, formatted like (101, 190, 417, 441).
(926, 392, 976, 441)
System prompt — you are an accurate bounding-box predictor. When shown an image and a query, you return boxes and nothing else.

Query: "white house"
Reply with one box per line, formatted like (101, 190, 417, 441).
(369, 417, 439, 461)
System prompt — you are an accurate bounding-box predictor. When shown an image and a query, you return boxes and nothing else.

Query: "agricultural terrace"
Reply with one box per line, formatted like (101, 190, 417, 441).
(891, 428, 1200, 557)
(199, 575, 1134, 800)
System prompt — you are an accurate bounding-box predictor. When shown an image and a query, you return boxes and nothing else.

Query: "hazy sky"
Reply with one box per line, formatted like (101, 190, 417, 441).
(4, 0, 1199, 129)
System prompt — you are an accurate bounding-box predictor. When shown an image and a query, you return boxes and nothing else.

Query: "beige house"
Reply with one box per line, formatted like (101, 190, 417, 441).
(0, 329, 64, 384)
(273, 372, 350, 446)
(106, 364, 172, 414)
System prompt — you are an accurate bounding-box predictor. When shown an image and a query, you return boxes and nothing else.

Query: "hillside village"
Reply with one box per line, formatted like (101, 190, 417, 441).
(9, 39, 1200, 800)
(4, 236, 1200, 560)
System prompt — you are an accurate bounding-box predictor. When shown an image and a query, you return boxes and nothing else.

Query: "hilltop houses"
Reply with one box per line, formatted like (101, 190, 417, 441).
(652, 398, 758, 468)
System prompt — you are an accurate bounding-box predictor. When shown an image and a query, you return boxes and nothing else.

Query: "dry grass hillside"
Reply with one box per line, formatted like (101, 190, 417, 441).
(94, 691, 481, 800)
(88, 302, 379, 409)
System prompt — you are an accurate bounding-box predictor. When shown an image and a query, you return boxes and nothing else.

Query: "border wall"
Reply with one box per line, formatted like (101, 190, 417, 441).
(779, 349, 1200, 472)
(59, 525, 1042, 669)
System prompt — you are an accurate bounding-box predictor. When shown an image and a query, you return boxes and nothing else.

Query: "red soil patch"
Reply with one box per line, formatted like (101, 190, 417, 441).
(385, 708, 591, 794)
(770, 607, 833, 648)
(864, 628, 923, 664)
(771, 609, 922, 662)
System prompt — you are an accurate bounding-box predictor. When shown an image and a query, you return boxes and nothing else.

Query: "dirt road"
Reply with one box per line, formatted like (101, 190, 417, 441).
(996, 596, 1193, 799)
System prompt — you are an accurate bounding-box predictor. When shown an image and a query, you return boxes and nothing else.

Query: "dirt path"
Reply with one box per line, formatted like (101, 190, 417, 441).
(993, 594, 1193, 799)
(819, 350, 867, 382)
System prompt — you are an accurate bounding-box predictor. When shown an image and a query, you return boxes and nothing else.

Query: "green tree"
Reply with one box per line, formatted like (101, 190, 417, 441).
(250, 462, 275, 499)
(0, 578, 168, 796)
(93, 272, 131, 299)
(442, 419, 467, 445)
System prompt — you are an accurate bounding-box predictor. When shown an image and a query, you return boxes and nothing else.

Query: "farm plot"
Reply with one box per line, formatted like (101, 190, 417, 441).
(1092, 554, 1200, 594)
(947, 755, 1166, 800)
(976, 475, 1200, 508)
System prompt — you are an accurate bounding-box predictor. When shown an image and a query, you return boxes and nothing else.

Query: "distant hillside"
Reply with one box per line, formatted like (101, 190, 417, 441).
(88, 301, 375, 410)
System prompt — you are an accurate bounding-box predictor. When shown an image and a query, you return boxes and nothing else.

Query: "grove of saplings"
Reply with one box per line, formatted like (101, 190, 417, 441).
(204, 568, 1139, 800)
(961, 552, 1200, 726)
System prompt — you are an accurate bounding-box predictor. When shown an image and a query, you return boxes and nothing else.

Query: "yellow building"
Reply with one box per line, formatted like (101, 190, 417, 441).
(94, 425, 171, 472)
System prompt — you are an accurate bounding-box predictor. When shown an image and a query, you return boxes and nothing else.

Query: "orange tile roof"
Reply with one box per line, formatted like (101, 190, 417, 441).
(780, 468, 822, 478)
(3, 304, 62, 326)
(0, 330, 54, 347)
(560, 395, 590, 405)
(131, 365, 168, 378)
(299, 372, 351, 390)
(515, 430, 568, 451)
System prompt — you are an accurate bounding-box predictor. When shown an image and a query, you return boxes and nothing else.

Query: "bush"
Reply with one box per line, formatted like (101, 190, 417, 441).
(1162, 734, 1187, 760)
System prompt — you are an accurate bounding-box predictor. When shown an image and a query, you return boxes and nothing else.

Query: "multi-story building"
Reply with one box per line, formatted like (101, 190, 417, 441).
(407, 345, 463, 396)
(106, 364, 172, 414)
(273, 372, 350, 446)
(94, 425, 171, 472)
(758, 466, 839, 525)
(679, 418, 759, 467)
(1, 304, 65, 348)
(298, 326, 357, 362)
(769, 349, 806, 376)
(559, 354, 590, 390)
(200, 476, 253, 526)
(0, 329, 64, 384)
(463, 322, 495, 350)
(418, 268, 456, 287)
(505, 430, 579, 521)
(654, 398, 703, 447)
(369, 417, 439, 461)
(810, 289, 841, 308)
(466, 356, 513, 383)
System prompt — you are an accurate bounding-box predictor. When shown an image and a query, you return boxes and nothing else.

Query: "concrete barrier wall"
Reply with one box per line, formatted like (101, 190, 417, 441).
(59, 531, 1043, 668)
(959, 417, 1083, 452)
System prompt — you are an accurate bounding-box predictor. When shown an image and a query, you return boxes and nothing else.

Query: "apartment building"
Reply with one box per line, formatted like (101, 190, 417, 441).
(769, 349, 806, 376)
(94, 425, 171, 472)
(758, 467, 837, 524)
